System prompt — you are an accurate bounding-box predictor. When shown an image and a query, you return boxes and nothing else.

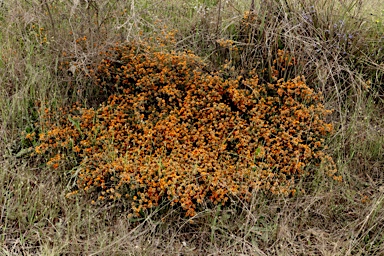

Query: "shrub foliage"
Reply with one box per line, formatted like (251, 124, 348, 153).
(33, 43, 337, 217)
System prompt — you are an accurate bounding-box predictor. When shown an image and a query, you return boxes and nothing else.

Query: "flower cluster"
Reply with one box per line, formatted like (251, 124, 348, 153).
(28, 24, 49, 45)
(34, 42, 337, 217)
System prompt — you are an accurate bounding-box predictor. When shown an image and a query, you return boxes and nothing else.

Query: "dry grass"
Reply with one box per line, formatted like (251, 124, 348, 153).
(1, 0, 383, 255)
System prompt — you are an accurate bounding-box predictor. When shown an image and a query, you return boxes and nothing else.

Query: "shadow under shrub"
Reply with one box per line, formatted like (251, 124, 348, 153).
(33, 42, 338, 217)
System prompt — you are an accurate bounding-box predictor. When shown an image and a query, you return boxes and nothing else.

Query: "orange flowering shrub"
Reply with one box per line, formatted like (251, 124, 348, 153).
(34, 42, 337, 217)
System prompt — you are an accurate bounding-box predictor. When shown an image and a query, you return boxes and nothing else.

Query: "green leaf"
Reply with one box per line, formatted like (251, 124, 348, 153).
(68, 115, 82, 135)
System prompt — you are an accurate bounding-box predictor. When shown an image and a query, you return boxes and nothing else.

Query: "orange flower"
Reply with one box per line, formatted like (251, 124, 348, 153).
(32, 39, 336, 217)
